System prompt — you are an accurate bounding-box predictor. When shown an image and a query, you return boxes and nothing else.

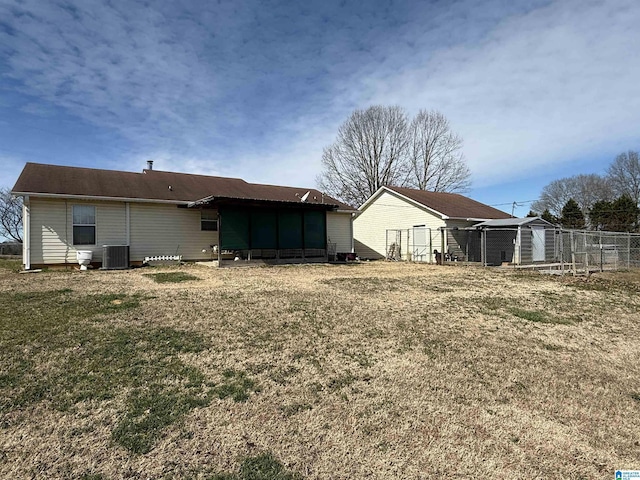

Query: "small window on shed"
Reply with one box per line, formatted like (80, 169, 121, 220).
(201, 211, 218, 231)
(73, 205, 96, 245)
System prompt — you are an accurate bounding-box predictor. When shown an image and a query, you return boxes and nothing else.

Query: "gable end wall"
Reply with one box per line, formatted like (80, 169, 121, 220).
(353, 190, 446, 259)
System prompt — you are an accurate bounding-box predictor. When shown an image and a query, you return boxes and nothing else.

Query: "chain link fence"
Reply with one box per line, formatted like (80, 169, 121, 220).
(385, 227, 441, 263)
(384, 226, 640, 274)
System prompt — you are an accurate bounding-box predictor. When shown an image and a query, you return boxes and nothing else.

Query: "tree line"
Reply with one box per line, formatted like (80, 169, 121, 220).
(530, 151, 640, 232)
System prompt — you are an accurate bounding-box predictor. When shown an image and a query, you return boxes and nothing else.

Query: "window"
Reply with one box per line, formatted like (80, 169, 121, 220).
(73, 205, 96, 245)
(201, 210, 218, 231)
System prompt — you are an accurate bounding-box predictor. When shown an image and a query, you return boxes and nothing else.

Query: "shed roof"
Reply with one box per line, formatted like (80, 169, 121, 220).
(12, 163, 356, 211)
(363, 186, 511, 220)
(473, 217, 554, 228)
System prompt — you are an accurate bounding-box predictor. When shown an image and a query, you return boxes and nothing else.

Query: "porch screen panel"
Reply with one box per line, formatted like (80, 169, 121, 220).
(303, 210, 326, 249)
(250, 210, 277, 249)
(278, 211, 303, 249)
(220, 208, 250, 250)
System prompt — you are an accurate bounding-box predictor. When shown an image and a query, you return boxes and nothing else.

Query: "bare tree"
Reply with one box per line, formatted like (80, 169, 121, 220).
(0, 188, 23, 243)
(607, 150, 640, 206)
(317, 106, 410, 207)
(317, 106, 470, 206)
(406, 110, 470, 192)
(531, 174, 613, 218)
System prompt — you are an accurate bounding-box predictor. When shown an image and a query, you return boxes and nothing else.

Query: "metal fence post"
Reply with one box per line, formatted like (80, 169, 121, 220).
(385, 229, 389, 260)
(583, 231, 589, 273)
(482, 229, 486, 267)
(570, 231, 576, 275)
(560, 229, 564, 275)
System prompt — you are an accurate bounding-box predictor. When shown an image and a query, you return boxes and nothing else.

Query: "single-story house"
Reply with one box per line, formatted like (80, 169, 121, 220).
(470, 217, 556, 265)
(353, 185, 512, 262)
(11, 162, 357, 269)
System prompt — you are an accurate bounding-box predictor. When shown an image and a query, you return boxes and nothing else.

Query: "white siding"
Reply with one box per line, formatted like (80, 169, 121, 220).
(353, 190, 445, 259)
(129, 203, 218, 261)
(30, 197, 68, 265)
(29, 198, 218, 265)
(29, 198, 127, 265)
(326, 212, 353, 254)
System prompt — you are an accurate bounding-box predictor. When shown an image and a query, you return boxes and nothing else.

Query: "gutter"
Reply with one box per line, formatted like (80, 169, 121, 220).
(11, 192, 189, 205)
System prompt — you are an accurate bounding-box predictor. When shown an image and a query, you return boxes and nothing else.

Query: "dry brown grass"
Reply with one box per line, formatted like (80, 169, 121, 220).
(1, 262, 639, 479)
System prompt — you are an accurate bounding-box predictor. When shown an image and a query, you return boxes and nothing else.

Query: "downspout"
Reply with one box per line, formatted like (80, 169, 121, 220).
(65, 200, 69, 269)
(350, 212, 354, 253)
(125, 202, 131, 246)
(517, 226, 522, 265)
(23, 196, 30, 270)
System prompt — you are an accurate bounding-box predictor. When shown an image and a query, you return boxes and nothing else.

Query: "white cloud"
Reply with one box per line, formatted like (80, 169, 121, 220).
(1, 0, 638, 196)
(356, 0, 640, 186)
(1, 1, 220, 145)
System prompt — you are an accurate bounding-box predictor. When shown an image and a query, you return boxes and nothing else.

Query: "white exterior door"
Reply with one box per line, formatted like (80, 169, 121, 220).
(413, 226, 428, 262)
(532, 227, 545, 262)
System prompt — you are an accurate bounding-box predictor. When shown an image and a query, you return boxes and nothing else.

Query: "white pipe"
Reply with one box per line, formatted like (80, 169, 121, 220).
(23, 196, 30, 270)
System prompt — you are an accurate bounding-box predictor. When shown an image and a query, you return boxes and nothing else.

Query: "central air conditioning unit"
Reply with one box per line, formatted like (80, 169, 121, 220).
(102, 245, 130, 270)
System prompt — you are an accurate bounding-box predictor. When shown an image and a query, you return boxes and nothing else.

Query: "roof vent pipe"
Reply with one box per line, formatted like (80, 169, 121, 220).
(146, 160, 153, 170)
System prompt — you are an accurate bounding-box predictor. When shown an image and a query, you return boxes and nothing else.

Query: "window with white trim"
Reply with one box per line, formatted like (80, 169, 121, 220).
(73, 205, 96, 245)
(201, 210, 218, 231)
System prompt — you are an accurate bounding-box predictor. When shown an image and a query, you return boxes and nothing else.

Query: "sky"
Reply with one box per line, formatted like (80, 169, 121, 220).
(1, 0, 639, 219)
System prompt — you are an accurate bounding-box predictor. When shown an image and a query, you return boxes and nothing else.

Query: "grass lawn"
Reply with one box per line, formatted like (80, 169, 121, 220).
(0, 261, 638, 479)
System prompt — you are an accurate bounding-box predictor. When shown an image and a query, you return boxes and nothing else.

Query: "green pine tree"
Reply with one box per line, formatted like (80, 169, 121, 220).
(589, 199, 614, 230)
(611, 195, 640, 232)
(560, 199, 585, 229)
(541, 209, 558, 225)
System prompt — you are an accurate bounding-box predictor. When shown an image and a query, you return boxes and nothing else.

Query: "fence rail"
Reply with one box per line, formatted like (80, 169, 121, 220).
(384, 227, 640, 274)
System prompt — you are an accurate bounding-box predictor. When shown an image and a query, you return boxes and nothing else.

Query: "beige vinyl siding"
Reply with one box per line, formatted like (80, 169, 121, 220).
(354, 190, 445, 259)
(29, 197, 127, 264)
(30, 197, 68, 265)
(129, 203, 218, 261)
(326, 212, 353, 254)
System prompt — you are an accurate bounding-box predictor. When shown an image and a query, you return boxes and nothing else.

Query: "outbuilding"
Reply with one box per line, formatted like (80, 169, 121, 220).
(471, 217, 556, 265)
(353, 185, 512, 262)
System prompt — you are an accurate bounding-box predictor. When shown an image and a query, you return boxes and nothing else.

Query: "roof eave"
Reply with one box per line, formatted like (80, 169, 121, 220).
(10, 191, 190, 204)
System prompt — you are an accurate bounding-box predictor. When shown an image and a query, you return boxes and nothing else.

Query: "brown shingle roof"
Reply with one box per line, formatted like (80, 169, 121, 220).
(384, 186, 511, 219)
(12, 163, 356, 211)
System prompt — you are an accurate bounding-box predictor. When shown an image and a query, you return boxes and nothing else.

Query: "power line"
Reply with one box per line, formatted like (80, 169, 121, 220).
(489, 199, 539, 207)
